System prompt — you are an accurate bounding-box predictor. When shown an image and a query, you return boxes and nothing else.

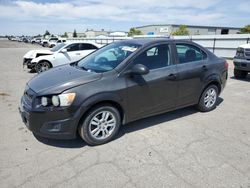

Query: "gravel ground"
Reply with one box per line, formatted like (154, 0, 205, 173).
(0, 39, 250, 188)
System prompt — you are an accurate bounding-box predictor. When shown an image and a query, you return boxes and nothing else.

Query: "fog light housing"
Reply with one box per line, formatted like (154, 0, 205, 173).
(50, 123, 62, 132)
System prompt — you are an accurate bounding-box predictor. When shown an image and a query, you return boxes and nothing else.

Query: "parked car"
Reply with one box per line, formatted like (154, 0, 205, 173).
(31, 38, 42, 44)
(48, 39, 67, 48)
(31, 41, 101, 72)
(17, 37, 23, 42)
(23, 41, 100, 71)
(233, 43, 250, 79)
(41, 37, 59, 47)
(19, 38, 228, 145)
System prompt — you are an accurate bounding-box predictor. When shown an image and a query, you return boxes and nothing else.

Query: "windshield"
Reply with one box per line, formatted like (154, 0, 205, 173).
(77, 42, 141, 73)
(50, 43, 66, 52)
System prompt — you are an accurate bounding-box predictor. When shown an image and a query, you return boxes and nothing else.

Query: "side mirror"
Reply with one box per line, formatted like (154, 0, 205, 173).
(130, 64, 149, 75)
(60, 48, 67, 53)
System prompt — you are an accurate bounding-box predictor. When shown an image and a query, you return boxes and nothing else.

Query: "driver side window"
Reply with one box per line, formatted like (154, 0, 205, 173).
(133, 44, 171, 70)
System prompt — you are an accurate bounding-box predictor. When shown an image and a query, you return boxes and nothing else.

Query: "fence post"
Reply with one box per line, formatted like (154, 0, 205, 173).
(213, 38, 216, 53)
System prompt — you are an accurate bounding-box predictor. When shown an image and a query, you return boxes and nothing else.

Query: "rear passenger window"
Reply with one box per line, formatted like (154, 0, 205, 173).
(66, 43, 80, 51)
(79, 43, 98, 50)
(176, 44, 207, 63)
(133, 44, 171, 70)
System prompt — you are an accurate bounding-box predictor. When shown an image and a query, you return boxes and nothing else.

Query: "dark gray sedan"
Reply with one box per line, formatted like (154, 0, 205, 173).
(19, 38, 228, 145)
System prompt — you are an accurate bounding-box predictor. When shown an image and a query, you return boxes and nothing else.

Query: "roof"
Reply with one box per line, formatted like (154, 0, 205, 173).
(65, 40, 98, 45)
(115, 38, 174, 46)
(135, 24, 241, 30)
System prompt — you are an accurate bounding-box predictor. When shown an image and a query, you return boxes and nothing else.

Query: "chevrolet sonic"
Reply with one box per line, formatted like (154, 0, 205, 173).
(19, 38, 228, 145)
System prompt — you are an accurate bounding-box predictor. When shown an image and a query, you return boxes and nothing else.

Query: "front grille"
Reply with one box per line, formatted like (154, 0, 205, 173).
(245, 48, 250, 57)
(23, 58, 32, 65)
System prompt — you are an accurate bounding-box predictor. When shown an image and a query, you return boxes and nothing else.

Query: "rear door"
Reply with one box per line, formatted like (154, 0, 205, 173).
(174, 42, 208, 107)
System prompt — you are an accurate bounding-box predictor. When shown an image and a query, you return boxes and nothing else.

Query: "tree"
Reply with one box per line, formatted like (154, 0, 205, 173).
(172, 25, 189, 36)
(240, 25, 250, 34)
(44, 30, 50, 37)
(62, 32, 68, 38)
(73, 29, 77, 38)
(128, 28, 143, 37)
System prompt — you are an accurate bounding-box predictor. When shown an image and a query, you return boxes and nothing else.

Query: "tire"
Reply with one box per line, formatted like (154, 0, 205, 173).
(36, 61, 52, 73)
(78, 105, 121, 146)
(234, 69, 247, 79)
(197, 85, 218, 112)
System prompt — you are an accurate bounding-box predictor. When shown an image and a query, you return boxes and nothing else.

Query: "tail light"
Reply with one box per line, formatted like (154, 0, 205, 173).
(224, 60, 229, 70)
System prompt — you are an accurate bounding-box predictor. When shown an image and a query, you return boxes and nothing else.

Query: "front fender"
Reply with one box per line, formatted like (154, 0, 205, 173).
(75, 92, 126, 125)
(31, 55, 54, 65)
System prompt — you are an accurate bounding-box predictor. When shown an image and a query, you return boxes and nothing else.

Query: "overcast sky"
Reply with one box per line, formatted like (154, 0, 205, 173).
(0, 0, 249, 35)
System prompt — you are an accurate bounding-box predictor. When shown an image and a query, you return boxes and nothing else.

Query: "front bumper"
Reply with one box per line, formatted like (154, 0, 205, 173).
(23, 58, 36, 69)
(234, 58, 250, 72)
(19, 92, 82, 140)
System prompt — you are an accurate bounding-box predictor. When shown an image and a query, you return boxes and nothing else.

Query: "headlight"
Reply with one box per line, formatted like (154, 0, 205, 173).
(58, 93, 76, 106)
(40, 93, 76, 107)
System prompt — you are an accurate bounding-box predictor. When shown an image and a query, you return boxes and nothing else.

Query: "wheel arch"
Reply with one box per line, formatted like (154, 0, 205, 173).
(76, 93, 126, 135)
(37, 59, 53, 68)
(204, 80, 221, 94)
(202, 74, 222, 94)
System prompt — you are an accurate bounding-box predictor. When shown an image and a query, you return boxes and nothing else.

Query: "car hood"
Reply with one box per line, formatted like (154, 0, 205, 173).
(28, 65, 102, 95)
(23, 49, 53, 59)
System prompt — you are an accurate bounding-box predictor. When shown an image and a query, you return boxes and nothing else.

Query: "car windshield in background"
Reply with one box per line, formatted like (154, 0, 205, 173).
(50, 43, 66, 52)
(77, 42, 141, 73)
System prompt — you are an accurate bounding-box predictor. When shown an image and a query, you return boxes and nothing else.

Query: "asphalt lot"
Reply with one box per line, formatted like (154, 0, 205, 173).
(0, 39, 250, 188)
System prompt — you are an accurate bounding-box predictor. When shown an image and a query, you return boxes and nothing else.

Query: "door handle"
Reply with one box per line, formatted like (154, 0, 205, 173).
(167, 73, 177, 81)
(202, 65, 207, 71)
(75, 53, 81, 55)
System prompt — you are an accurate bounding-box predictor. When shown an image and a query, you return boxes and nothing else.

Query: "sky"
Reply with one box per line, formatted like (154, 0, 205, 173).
(0, 0, 249, 36)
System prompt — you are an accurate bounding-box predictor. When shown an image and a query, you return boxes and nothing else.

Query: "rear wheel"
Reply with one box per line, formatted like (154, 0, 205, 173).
(78, 105, 121, 145)
(197, 85, 218, 112)
(234, 69, 247, 79)
(36, 61, 52, 73)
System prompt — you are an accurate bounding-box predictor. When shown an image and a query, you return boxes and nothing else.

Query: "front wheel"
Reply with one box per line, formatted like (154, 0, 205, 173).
(197, 85, 218, 112)
(78, 105, 121, 145)
(36, 61, 52, 73)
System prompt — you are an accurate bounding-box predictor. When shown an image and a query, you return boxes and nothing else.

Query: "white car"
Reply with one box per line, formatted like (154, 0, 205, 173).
(23, 41, 101, 73)
(48, 39, 67, 48)
(31, 38, 42, 44)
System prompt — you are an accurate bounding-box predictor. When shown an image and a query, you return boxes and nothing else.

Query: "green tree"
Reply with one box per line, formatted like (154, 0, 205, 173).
(62, 32, 68, 38)
(73, 29, 77, 38)
(240, 25, 250, 34)
(172, 25, 189, 36)
(128, 28, 143, 37)
(44, 30, 50, 37)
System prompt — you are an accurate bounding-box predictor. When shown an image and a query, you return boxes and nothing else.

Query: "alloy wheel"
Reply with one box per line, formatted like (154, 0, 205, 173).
(204, 88, 217, 108)
(89, 111, 116, 140)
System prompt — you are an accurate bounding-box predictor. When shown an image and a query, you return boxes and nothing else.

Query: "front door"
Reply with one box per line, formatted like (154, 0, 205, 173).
(125, 43, 178, 120)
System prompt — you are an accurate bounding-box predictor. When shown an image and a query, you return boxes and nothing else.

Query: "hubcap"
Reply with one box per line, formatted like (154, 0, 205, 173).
(89, 111, 116, 140)
(37, 62, 50, 73)
(204, 88, 217, 108)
